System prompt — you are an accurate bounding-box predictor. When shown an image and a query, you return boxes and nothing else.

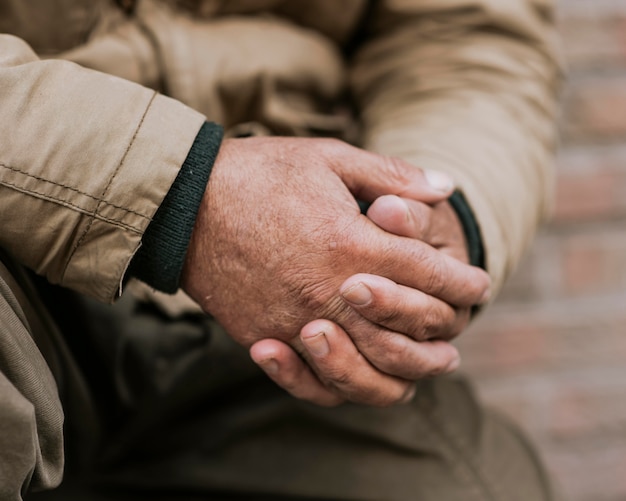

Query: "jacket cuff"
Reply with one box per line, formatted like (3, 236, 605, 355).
(129, 121, 224, 292)
(448, 190, 485, 270)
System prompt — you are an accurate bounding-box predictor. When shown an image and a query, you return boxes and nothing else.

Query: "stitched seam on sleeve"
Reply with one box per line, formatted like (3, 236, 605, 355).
(0, 163, 151, 220)
(64, 91, 157, 278)
(0, 180, 143, 234)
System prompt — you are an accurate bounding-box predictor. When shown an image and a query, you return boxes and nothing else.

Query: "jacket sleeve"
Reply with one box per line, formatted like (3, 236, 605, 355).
(0, 34, 206, 302)
(350, 0, 562, 294)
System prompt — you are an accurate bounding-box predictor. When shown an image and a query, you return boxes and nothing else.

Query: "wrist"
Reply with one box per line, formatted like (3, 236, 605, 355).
(128, 121, 224, 292)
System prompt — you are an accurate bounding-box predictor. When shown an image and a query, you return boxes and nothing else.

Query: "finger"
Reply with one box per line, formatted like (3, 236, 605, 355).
(337, 312, 462, 381)
(327, 141, 454, 205)
(299, 319, 417, 407)
(356, 226, 491, 307)
(366, 195, 432, 240)
(367, 196, 469, 262)
(340, 273, 470, 341)
(250, 339, 344, 407)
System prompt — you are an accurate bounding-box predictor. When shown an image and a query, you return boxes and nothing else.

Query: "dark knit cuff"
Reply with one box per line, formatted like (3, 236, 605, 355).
(129, 121, 224, 293)
(448, 190, 485, 270)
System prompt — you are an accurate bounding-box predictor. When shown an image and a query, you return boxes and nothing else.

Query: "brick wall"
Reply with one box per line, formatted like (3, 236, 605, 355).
(455, 2, 626, 500)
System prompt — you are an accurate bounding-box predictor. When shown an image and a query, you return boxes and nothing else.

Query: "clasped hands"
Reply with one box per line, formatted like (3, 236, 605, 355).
(182, 137, 490, 407)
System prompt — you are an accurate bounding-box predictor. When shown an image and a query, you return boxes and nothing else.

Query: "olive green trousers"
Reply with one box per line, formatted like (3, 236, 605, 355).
(0, 255, 558, 501)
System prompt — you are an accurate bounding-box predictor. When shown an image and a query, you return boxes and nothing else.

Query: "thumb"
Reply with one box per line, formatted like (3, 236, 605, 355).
(330, 144, 454, 204)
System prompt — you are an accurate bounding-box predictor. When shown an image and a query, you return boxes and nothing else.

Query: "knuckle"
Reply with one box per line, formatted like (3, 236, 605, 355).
(325, 367, 355, 388)
(420, 349, 457, 377)
(412, 357, 440, 378)
(419, 306, 449, 340)
(430, 361, 454, 377)
(410, 205, 431, 237)
(422, 259, 447, 297)
(381, 156, 410, 186)
(321, 137, 344, 149)
(463, 267, 490, 299)
(321, 137, 351, 160)
(342, 380, 406, 408)
(376, 334, 412, 371)
(412, 329, 430, 344)
(426, 357, 448, 376)
(298, 279, 350, 323)
(409, 349, 446, 378)
(280, 373, 304, 394)
(373, 385, 412, 408)
(371, 305, 404, 328)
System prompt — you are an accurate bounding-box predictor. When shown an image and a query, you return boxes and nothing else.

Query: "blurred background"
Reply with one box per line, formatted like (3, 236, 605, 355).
(456, 1, 626, 499)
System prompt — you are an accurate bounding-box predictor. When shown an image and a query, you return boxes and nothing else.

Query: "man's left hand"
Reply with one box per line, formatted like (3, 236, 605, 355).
(250, 194, 482, 406)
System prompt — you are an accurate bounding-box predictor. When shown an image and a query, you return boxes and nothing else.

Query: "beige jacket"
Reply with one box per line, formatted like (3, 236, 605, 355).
(0, 0, 560, 303)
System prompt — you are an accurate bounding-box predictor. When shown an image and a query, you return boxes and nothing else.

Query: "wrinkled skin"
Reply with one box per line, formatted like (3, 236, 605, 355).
(182, 137, 490, 406)
(252, 195, 477, 406)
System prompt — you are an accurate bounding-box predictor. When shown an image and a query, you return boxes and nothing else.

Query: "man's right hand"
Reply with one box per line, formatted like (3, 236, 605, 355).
(181, 137, 489, 405)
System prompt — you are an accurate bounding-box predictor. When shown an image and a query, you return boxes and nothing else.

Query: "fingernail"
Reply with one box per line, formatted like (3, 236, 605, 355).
(302, 332, 330, 358)
(480, 287, 491, 304)
(341, 282, 372, 306)
(258, 358, 279, 375)
(424, 169, 454, 193)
